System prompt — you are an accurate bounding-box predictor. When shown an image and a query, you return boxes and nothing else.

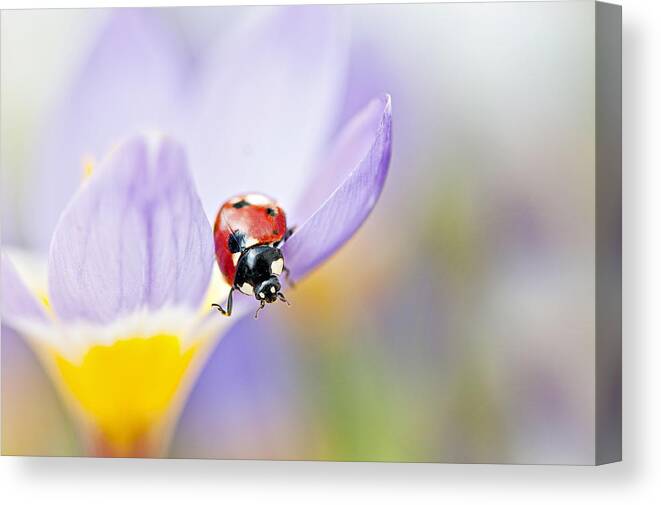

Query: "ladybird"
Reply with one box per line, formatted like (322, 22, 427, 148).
(212, 193, 294, 318)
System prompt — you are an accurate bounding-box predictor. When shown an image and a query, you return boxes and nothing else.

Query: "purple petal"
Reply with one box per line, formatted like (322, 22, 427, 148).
(187, 5, 348, 216)
(282, 94, 392, 279)
(26, 9, 192, 250)
(48, 134, 214, 323)
(1, 253, 49, 327)
(172, 316, 301, 459)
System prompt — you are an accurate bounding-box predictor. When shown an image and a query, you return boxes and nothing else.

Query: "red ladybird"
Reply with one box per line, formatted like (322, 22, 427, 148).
(212, 193, 294, 318)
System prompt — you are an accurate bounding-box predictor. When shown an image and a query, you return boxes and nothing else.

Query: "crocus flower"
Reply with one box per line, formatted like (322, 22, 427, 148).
(1, 7, 392, 457)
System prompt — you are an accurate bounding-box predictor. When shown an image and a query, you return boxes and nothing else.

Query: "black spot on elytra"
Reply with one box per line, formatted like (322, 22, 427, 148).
(266, 207, 277, 217)
(227, 231, 245, 253)
(273, 229, 279, 235)
(233, 200, 250, 209)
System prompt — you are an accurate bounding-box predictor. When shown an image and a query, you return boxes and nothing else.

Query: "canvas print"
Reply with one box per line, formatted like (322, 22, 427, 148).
(1, 1, 621, 464)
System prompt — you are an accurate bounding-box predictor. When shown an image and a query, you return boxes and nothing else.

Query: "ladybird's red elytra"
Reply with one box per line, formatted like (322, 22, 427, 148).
(211, 193, 293, 318)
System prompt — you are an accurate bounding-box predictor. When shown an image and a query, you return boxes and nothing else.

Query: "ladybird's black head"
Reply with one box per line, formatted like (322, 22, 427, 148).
(255, 275, 281, 304)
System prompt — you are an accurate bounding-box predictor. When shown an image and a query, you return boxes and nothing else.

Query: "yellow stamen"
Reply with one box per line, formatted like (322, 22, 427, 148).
(54, 334, 198, 456)
(81, 155, 95, 179)
(36, 291, 51, 312)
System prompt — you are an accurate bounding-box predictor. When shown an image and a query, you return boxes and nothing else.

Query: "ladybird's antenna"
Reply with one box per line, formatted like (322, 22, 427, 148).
(254, 300, 266, 319)
(277, 292, 291, 306)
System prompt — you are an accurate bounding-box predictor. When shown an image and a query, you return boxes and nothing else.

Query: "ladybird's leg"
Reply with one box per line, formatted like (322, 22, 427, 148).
(226, 287, 234, 316)
(254, 300, 266, 319)
(228, 229, 247, 253)
(282, 265, 296, 288)
(275, 226, 297, 247)
(277, 292, 291, 306)
(212, 287, 234, 317)
(283, 226, 296, 243)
